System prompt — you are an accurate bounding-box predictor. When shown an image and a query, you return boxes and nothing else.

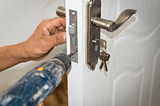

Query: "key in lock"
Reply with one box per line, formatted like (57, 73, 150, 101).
(99, 51, 110, 72)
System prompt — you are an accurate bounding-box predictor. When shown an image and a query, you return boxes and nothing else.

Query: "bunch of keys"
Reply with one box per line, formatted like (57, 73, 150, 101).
(99, 51, 110, 72)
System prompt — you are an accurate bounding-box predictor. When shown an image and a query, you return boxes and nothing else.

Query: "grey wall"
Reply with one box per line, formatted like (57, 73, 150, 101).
(0, 0, 65, 95)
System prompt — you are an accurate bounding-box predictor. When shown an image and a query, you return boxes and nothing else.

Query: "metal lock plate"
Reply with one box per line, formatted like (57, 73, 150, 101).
(87, 0, 101, 70)
(69, 10, 78, 63)
(56, 7, 78, 63)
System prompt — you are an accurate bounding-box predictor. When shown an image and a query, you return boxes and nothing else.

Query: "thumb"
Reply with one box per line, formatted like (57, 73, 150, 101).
(50, 32, 66, 46)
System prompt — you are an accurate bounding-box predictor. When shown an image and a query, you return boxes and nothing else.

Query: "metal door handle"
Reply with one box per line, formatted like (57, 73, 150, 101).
(56, 6, 65, 17)
(56, 6, 136, 32)
(87, 0, 137, 70)
(56, 4, 137, 71)
(91, 9, 137, 32)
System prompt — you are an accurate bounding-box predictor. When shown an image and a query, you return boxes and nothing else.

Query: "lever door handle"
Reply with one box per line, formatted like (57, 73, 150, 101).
(91, 9, 137, 32)
(87, 0, 137, 70)
(56, 6, 136, 32)
(56, 6, 66, 17)
(55, 4, 137, 71)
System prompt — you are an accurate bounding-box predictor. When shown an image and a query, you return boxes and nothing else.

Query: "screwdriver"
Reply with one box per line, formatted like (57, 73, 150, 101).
(68, 48, 78, 57)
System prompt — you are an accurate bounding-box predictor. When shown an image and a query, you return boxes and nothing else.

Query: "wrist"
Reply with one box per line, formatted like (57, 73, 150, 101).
(12, 42, 32, 63)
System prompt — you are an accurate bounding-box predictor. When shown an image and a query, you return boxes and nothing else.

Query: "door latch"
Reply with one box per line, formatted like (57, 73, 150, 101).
(87, 0, 137, 70)
(56, 6, 78, 63)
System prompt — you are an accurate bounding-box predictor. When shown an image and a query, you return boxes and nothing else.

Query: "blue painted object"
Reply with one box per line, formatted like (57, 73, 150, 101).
(0, 53, 71, 106)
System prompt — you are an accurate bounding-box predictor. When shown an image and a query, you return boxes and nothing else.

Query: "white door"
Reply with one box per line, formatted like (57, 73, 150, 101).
(66, 0, 160, 106)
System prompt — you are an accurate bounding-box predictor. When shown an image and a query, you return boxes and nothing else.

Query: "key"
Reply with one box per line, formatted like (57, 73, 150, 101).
(99, 52, 110, 72)
(104, 60, 108, 72)
(99, 52, 110, 61)
(99, 61, 104, 69)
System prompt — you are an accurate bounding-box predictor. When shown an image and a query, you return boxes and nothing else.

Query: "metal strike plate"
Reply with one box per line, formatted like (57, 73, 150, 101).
(69, 10, 78, 63)
(87, 0, 101, 70)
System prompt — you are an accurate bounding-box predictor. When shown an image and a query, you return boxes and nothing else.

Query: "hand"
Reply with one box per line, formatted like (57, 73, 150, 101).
(23, 17, 66, 61)
(0, 17, 66, 71)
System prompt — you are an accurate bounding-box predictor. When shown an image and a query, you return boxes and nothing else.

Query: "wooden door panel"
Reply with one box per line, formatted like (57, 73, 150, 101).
(67, 0, 160, 106)
(113, 70, 143, 106)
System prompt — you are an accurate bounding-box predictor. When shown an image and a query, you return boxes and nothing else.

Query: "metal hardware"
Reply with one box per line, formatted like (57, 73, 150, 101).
(99, 51, 110, 72)
(99, 60, 104, 69)
(87, 0, 136, 70)
(91, 9, 137, 32)
(56, 6, 66, 17)
(87, 0, 101, 70)
(56, 7, 78, 63)
(92, 39, 106, 52)
(56, 5, 136, 70)
(69, 10, 78, 63)
(69, 23, 77, 35)
(99, 39, 106, 50)
(72, 36, 76, 45)
(92, 39, 99, 51)
(72, 57, 76, 61)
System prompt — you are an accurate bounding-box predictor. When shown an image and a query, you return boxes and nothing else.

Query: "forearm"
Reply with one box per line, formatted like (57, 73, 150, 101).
(0, 17, 66, 72)
(0, 42, 29, 71)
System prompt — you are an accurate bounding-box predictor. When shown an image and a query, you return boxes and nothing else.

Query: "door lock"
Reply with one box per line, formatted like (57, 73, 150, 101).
(56, 6, 78, 63)
(56, 4, 137, 70)
(87, 0, 137, 70)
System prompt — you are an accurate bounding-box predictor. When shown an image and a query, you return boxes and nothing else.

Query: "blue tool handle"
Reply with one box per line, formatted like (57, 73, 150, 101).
(0, 53, 71, 106)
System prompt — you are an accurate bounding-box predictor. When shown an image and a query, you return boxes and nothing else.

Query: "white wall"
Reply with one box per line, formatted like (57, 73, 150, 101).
(0, 0, 65, 95)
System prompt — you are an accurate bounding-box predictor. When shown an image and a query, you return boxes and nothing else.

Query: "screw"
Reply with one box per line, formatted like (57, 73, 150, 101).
(103, 42, 105, 46)
(72, 12, 76, 15)
(72, 57, 76, 61)
(72, 23, 75, 25)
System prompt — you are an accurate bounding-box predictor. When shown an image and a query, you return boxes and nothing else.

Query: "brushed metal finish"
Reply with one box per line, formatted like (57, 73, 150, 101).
(87, 0, 101, 70)
(56, 6, 66, 17)
(56, 7, 78, 63)
(69, 10, 78, 63)
(91, 9, 137, 32)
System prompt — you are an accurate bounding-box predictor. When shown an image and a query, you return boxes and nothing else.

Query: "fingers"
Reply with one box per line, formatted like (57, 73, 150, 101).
(42, 17, 66, 35)
(42, 27, 50, 36)
(46, 17, 66, 31)
(41, 18, 66, 47)
(52, 17, 66, 28)
(50, 32, 66, 46)
(50, 27, 65, 35)
(58, 26, 65, 31)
